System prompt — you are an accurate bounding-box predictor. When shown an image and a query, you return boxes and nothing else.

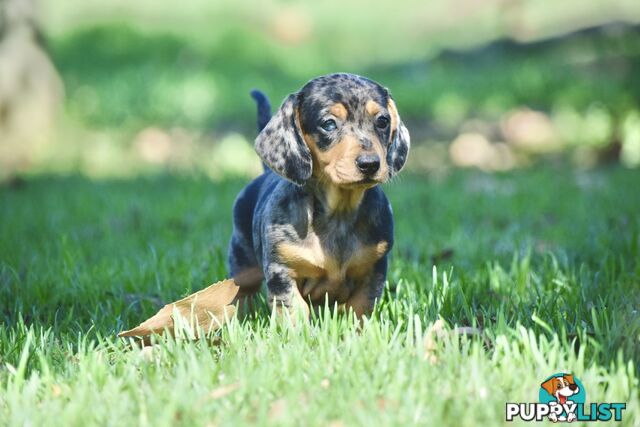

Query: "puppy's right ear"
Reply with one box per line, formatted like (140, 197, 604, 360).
(255, 93, 312, 185)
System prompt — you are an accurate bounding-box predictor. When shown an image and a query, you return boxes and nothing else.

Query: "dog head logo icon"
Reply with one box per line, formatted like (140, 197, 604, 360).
(539, 373, 585, 422)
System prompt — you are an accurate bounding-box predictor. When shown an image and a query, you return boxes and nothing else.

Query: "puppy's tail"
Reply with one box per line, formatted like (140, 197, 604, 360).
(250, 89, 272, 133)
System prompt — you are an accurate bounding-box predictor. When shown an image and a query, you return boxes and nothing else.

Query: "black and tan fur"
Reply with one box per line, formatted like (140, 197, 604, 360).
(229, 73, 410, 319)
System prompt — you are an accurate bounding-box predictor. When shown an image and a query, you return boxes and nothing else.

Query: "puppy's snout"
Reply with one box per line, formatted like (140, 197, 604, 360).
(356, 154, 380, 176)
(569, 384, 578, 391)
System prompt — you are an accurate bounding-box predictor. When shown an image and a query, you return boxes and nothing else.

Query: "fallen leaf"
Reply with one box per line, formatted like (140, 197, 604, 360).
(51, 384, 62, 397)
(209, 383, 240, 400)
(118, 278, 239, 339)
(423, 320, 486, 364)
(269, 399, 287, 421)
(376, 397, 398, 411)
(423, 319, 447, 364)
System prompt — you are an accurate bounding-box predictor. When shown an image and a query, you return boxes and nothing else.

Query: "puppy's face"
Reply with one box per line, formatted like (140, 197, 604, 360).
(255, 73, 410, 187)
(297, 75, 395, 187)
(541, 375, 580, 399)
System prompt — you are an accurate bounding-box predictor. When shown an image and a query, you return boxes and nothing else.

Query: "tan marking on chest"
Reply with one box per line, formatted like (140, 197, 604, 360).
(277, 234, 338, 280)
(277, 238, 388, 300)
(325, 184, 367, 213)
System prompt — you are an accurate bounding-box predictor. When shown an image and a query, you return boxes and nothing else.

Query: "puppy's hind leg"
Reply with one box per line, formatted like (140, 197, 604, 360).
(228, 233, 263, 319)
(228, 179, 267, 317)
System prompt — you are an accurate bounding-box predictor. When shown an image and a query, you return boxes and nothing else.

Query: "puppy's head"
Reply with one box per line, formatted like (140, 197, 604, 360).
(541, 374, 579, 399)
(255, 73, 410, 187)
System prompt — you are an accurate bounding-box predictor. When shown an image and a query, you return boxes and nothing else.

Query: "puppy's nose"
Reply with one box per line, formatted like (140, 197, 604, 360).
(356, 154, 380, 176)
(569, 384, 578, 391)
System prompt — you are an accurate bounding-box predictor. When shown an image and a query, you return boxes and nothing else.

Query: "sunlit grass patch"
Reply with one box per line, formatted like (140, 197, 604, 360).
(0, 168, 639, 426)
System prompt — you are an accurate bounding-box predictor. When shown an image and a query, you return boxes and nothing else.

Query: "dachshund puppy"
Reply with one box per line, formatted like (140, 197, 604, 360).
(228, 73, 410, 319)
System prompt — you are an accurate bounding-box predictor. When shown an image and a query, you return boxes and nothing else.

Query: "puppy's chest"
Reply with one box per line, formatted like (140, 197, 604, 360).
(276, 221, 387, 283)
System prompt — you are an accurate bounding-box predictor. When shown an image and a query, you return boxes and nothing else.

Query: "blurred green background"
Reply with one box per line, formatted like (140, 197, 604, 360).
(1, 0, 640, 179)
(4, 3, 640, 424)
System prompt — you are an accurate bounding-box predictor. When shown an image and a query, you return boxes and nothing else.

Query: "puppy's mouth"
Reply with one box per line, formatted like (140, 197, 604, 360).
(330, 165, 388, 188)
(337, 177, 384, 189)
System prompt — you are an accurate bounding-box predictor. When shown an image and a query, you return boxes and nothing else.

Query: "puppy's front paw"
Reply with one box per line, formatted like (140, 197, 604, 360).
(269, 291, 310, 325)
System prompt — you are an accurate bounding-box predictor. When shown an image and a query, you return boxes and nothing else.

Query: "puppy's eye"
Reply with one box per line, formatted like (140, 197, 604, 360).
(376, 116, 390, 129)
(319, 119, 337, 132)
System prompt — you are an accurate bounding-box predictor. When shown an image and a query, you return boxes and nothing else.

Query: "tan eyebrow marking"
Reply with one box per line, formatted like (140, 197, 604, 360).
(366, 100, 382, 116)
(387, 98, 399, 131)
(329, 103, 348, 120)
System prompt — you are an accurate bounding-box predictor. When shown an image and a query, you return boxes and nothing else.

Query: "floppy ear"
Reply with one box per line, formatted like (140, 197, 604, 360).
(541, 378, 557, 396)
(565, 374, 574, 384)
(386, 96, 410, 177)
(255, 93, 312, 185)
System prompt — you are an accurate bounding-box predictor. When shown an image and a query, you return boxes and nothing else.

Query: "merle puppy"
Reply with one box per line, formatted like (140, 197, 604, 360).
(228, 73, 410, 319)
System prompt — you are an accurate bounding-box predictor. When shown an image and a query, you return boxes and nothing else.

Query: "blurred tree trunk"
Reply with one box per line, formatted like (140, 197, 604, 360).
(0, 0, 63, 182)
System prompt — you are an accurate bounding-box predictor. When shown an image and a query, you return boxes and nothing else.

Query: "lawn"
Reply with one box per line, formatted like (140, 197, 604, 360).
(1, 167, 639, 426)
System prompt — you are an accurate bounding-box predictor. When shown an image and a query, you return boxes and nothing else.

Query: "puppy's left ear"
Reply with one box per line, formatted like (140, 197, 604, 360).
(386, 96, 410, 177)
(565, 374, 574, 384)
(255, 93, 312, 185)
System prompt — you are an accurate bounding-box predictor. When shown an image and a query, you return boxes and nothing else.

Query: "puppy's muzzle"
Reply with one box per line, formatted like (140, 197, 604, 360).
(356, 154, 381, 176)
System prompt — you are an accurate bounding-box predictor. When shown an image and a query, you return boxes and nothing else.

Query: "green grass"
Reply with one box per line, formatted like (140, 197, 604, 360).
(1, 168, 639, 426)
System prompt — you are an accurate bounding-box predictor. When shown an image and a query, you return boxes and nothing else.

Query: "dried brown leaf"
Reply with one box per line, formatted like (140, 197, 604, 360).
(423, 320, 486, 364)
(268, 399, 287, 421)
(51, 384, 62, 397)
(118, 278, 239, 339)
(209, 383, 240, 400)
(423, 319, 447, 364)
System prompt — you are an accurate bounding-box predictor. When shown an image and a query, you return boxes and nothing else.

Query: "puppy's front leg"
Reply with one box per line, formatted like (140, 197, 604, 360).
(264, 262, 310, 322)
(260, 190, 314, 323)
